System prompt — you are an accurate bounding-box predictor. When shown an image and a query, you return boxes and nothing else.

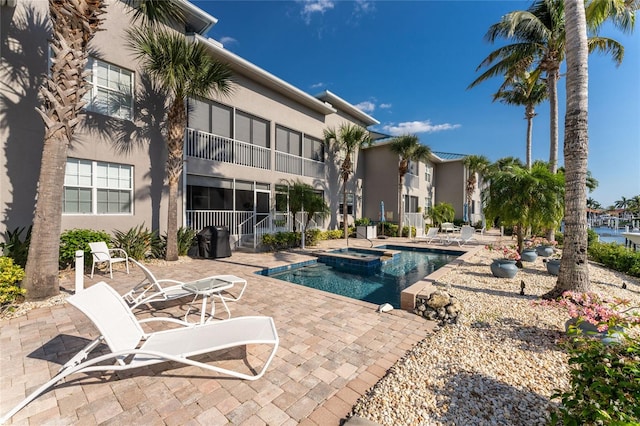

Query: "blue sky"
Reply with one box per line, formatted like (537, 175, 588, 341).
(193, 0, 639, 208)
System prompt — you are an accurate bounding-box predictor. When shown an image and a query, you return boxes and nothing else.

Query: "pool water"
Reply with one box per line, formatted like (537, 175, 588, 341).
(262, 246, 461, 308)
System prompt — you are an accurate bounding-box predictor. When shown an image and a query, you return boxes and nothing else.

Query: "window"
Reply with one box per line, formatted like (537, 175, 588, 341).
(64, 159, 133, 214)
(276, 125, 301, 156)
(404, 195, 418, 212)
(84, 58, 133, 120)
(408, 160, 418, 175)
(190, 99, 233, 137)
(236, 111, 269, 147)
(339, 193, 354, 215)
(303, 135, 324, 162)
(187, 177, 233, 210)
(425, 196, 433, 211)
(425, 165, 433, 183)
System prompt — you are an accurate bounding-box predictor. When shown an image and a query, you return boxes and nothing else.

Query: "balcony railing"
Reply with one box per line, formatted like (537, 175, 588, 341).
(185, 210, 253, 235)
(186, 128, 270, 170)
(275, 151, 325, 179)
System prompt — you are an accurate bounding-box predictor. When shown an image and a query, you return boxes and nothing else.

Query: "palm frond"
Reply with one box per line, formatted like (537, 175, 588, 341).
(588, 36, 625, 64)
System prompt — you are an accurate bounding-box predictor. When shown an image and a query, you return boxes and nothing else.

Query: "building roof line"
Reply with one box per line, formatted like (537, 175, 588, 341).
(175, 0, 218, 35)
(315, 90, 380, 126)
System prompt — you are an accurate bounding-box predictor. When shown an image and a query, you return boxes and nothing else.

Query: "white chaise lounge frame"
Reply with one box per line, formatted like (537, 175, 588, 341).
(0, 282, 279, 423)
(123, 259, 247, 312)
(415, 227, 445, 244)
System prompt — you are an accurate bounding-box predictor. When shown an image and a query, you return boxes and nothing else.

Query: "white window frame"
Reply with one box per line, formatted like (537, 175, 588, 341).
(84, 58, 134, 120)
(63, 158, 134, 215)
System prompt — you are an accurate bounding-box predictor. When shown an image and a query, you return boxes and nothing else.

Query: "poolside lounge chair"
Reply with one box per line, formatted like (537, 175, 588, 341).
(440, 222, 460, 233)
(449, 225, 476, 246)
(0, 281, 279, 423)
(123, 259, 247, 318)
(415, 227, 445, 244)
(89, 241, 130, 279)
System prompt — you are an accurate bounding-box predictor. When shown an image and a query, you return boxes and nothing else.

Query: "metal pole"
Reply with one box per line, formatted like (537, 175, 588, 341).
(75, 250, 84, 293)
(301, 203, 305, 250)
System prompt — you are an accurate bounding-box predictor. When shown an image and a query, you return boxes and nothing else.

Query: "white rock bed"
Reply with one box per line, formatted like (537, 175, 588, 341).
(351, 247, 640, 425)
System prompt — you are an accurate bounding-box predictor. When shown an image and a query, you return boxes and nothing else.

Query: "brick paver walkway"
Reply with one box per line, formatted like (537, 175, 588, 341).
(0, 236, 485, 425)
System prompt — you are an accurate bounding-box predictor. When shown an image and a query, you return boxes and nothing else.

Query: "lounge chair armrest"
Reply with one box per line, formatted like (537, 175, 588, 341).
(138, 317, 194, 329)
(155, 279, 187, 285)
(109, 248, 129, 259)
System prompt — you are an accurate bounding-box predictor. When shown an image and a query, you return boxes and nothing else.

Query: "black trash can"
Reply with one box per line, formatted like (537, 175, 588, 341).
(197, 226, 231, 259)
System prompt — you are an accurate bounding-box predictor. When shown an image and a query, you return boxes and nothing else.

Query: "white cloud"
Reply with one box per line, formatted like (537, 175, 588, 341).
(379, 103, 392, 109)
(353, 0, 375, 16)
(219, 36, 237, 46)
(310, 82, 326, 89)
(297, 0, 335, 23)
(382, 120, 461, 136)
(355, 101, 376, 113)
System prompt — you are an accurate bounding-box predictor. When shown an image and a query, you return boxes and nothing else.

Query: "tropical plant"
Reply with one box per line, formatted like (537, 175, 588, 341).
(483, 161, 564, 254)
(614, 196, 629, 209)
(486, 244, 521, 261)
(127, 24, 232, 261)
(59, 228, 112, 269)
(427, 202, 455, 227)
(112, 224, 157, 260)
(492, 72, 547, 169)
(462, 155, 490, 224)
(22, 0, 106, 300)
(389, 134, 431, 231)
(0, 257, 26, 306)
(0, 226, 32, 268)
(282, 179, 329, 231)
(543, 0, 591, 299)
(323, 123, 371, 241)
(470, 0, 634, 174)
(628, 195, 640, 215)
(586, 197, 601, 209)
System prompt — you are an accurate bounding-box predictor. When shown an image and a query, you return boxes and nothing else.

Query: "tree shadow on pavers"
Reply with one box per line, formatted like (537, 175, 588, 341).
(431, 372, 555, 425)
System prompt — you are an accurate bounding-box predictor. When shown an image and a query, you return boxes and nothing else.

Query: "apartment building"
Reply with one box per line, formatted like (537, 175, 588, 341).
(0, 0, 482, 247)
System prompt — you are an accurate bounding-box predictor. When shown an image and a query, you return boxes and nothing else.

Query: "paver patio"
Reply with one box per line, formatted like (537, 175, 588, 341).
(0, 236, 488, 425)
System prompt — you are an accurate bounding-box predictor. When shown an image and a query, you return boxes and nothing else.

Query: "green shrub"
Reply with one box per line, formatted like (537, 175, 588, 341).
(59, 229, 112, 269)
(551, 333, 640, 424)
(354, 217, 371, 226)
(588, 242, 640, 277)
(322, 229, 343, 240)
(401, 226, 416, 238)
(261, 232, 300, 251)
(304, 229, 322, 246)
(554, 231, 564, 246)
(0, 256, 26, 305)
(112, 224, 157, 260)
(152, 227, 196, 258)
(587, 228, 598, 247)
(0, 226, 31, 268)
(378, 223, 398, 237)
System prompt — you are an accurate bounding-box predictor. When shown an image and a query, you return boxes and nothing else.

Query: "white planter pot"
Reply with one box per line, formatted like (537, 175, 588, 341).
(357, 226, 377, 239)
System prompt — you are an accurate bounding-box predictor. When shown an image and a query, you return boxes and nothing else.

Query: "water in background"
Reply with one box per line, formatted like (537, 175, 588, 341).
(592, 227, 627, 245)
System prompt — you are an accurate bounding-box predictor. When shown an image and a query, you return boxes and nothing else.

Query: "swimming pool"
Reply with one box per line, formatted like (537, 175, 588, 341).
(258, 245, 462, 308)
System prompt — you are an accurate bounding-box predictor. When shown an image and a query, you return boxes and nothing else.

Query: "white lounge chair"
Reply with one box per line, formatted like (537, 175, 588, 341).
(123, 259, 247, 320)
(449, 225, 476, 246)
(0, 282, 279, 423)
(415, 227, 444, 244)
(440, 222, 460, 233)
(88, 241, 130, 279)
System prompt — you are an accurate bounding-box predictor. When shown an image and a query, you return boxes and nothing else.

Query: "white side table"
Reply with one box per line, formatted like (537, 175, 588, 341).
(182, 277, 234, 324)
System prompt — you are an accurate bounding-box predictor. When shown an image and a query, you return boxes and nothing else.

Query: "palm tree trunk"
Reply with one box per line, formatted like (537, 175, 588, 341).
(544, 0, 590, 299)
(398, 175, 404, 234)
(343, 175, 349, 241)
(525, 105, 534, 170)
(23, 0, 105, 300)
(164, 98, 186, 261)
(547, 66, 560, 174)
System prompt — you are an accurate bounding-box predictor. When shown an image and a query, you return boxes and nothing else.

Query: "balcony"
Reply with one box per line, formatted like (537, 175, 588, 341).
(186, 128, 270, 170)
(275, 151, 325, 179)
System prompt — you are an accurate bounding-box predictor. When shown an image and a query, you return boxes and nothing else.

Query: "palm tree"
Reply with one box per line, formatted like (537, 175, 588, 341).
(427, 202, 455, 228)
(462, 155, 490, 224)
(543, 0, 591, 299)
(484, 161, 564, 254)
(586, 197, 601, 209)
(470, 0, 633, 174)
(389, 135, 431, 231)
(128, 27, 232, 260)
(283, 179, 329, 230)
(628, 195, 640, 215)
(22, 0, 106, 300)
(614, 196, 629, 209)
(492, 72, 547, 169)
(324, 123, 371, 241)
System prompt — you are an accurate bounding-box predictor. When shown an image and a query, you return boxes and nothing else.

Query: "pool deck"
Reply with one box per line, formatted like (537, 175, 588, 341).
(0, 233, 497, 425)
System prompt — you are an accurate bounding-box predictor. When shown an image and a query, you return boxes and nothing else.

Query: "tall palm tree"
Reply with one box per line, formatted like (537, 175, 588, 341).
(470, 0, 633, 174)
(324, 123, 371, 241)
(543, 0, 591, 299)
(23, 0, 106, 300)
(614, 196, 629, 209)
(389, 135, 431, 232)
(586, 197, 601, 209)
(627, 195, 640, 215)
(493, 72, 547, 169)
(462, 155, 490, 224)
(128, 27, 232, 260)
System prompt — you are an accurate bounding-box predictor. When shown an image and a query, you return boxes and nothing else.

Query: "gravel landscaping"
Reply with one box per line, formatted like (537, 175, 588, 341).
(350, 243, 640, 425)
